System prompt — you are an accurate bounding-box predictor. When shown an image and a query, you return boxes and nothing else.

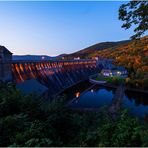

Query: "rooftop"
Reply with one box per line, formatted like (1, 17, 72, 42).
(0, 46, 12, 54)
(102, 66, 127, 71)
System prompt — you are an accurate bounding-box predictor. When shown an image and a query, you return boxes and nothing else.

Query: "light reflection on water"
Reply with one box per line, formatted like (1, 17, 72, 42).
(70, 86, 115, 108)
(69, 84, 148, 118)
(75, 92, 80, 98)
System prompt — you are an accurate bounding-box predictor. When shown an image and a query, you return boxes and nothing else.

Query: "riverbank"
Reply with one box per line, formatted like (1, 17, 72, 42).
(89, 77, 148, 94)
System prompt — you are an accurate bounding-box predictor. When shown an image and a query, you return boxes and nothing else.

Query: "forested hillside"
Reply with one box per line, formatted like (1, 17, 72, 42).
(64, 40, 129, 59)
(90, 36, 148, 89)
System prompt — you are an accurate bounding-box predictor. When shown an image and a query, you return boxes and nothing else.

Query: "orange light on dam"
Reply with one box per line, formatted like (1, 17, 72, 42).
(19, 64, 24, 72)
(12, 64, 25, 83)
(11, 59, 96, 83)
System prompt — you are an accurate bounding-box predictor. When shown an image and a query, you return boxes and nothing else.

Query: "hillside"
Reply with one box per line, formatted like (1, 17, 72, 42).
(13, 54, 68, 61)
(91, 36, 148, 70)
(65, 36, 148, 89)
(64, 40, 130, 59)
(13, 55, 57, 61)
(91, 36, 148, 89)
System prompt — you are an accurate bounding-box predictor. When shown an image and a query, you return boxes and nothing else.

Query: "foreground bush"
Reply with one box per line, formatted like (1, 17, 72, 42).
(0, 83, 148, 147)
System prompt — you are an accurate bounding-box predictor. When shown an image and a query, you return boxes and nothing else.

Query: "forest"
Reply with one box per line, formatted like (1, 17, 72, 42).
(0, 83, 148, 147)
(90, 36, 148, 89)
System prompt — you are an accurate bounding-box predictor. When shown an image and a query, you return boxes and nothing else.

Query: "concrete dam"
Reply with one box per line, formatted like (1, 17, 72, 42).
(0, 46, 98, 97)
(12, 60, 98, 96)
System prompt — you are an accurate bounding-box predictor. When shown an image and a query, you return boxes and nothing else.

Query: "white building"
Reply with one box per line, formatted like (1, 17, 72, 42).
(101, 67, 128, 77)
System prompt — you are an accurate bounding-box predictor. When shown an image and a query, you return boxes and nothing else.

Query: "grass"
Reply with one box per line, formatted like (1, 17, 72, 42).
(94, 74, 125, 84)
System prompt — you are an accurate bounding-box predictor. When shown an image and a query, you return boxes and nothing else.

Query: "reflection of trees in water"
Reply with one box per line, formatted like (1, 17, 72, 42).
(63, 82, 116, 100)
(95, 86, 116, 94)
(125, 90, 148, 106)
(105, 87, 116, 94)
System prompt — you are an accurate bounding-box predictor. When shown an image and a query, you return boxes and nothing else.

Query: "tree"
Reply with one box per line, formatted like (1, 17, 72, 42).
(119, 1, 148, 39)
(0, 83, 148, 147)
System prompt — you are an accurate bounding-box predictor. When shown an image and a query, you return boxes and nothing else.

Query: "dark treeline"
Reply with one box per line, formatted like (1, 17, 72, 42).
(0, 83, 148, 147)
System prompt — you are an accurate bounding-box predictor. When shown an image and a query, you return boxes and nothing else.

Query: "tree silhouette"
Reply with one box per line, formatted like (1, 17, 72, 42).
(119, 1, 148, 39)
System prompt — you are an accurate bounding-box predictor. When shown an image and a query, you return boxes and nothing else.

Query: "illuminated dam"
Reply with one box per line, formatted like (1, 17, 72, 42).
(0, 46, 99, 97)
(11, 59, 98, 96)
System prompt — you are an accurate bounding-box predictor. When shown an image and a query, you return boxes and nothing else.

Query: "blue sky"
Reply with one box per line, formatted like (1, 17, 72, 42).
(0, 1, 135, 56)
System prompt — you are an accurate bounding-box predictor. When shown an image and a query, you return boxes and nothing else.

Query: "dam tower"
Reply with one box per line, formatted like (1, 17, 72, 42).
(0, 46, 12, 82)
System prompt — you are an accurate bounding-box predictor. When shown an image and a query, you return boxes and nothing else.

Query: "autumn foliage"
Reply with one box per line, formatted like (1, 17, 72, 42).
(90, 36, 148, 89)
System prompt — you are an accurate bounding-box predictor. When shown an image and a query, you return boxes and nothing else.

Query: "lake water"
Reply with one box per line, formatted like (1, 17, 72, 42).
(123, 90, 148, 118)
(69, 85, 115, 108)
(62, 81, 148, 118)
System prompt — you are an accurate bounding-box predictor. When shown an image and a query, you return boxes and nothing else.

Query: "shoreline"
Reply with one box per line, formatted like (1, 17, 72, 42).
(89, 78, 148, 94)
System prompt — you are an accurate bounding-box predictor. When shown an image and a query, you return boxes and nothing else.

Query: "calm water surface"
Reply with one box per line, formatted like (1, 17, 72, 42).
(69, 85, 115, 108)
(62, 81, 148, 118)
(123, 90, 148, 118)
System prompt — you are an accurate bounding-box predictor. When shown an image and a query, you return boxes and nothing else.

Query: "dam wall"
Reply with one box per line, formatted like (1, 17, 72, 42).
(12, 60, 98, 96)
(0, 46, 98, 97)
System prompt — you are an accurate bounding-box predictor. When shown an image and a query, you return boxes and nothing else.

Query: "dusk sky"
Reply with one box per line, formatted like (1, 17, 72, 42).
(0, 1, 136, 56)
